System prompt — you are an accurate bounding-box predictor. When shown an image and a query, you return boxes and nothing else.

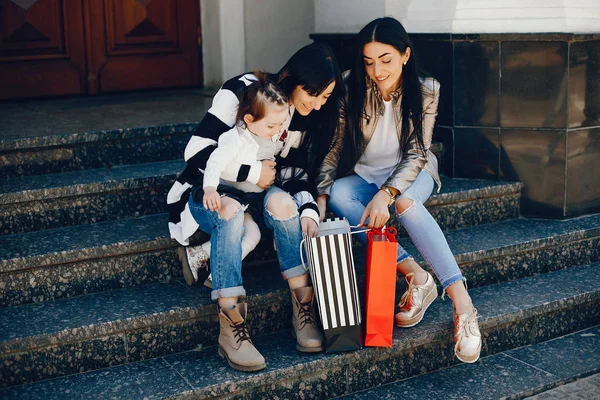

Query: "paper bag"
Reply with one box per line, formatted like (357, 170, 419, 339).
(364, 226, 398, 347)
(303, 217, 363, 352)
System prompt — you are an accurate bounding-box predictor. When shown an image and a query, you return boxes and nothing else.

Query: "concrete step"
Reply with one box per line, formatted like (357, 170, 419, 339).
(0, 213, 599, 386)
(0, 89, 213, 178)
(0, 123, 197, 179)
(0, 207, 597, 309)
(0, 161, 520, 236)
(1, 263, 598, 396)
(0, 159, 185, 235)
(339, 325, 600, 400)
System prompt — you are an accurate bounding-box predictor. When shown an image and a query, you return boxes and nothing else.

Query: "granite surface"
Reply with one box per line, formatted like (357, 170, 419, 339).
(0, 249, 181, 307)
(2, 265, 598, 396)
(346, 353, 557, 399)
(1, 262, 598, 388)
(0, 214, 173, 273)
(399, 213, 600, 266)
(0, 357, 192, 400)
(1, 128, 193, 178)
(3, 209, 600, 307)
(0, 159, 184, 204)
(0, 89, 213, 148)
(0, 177, 524, 270)
(0, 160, 185, 235)
(342, 325, 600, 400)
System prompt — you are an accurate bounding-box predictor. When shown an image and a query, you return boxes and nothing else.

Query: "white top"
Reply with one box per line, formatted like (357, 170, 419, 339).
(354, 99, 401, 187)
(203, 124, 283, 193)
(201, 112, 320, 225)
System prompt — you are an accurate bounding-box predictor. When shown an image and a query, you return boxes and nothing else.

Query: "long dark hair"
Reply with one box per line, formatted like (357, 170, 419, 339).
(345, 17, 425, 168)
(270, 42, 345, 184)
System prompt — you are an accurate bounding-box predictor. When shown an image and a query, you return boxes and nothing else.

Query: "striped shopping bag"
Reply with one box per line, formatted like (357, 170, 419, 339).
(302, 217, 363, 352)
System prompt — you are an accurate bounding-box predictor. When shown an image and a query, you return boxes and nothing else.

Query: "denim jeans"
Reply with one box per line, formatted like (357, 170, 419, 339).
(328, 171, 464, 289)
(188, 185, 307, 300)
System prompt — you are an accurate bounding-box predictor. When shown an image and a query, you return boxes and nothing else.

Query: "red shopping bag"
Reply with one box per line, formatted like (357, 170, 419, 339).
(364, 226, 398, 347)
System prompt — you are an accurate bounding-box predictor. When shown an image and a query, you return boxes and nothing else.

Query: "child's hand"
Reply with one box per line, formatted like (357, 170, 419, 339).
(203, 187, 221, 211)
(301, 216, 319, 238)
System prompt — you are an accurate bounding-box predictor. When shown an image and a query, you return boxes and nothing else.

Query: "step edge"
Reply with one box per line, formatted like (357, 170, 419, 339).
(1, 265, 597, 355)
(0, 123, 200, 152)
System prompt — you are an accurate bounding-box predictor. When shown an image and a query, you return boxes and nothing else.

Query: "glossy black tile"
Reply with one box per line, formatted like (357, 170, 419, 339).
(454, 127, 499, 180)
(500, 129, 566, 217)
(569, 41, 600, 128)
(412, 40, 453, 126)
(310, 35, 356, 72)
(432, 126, 454, 176)
(455, 41, 499, 127)
(501, 42, 568, 128)
(566, 128, 600, 216)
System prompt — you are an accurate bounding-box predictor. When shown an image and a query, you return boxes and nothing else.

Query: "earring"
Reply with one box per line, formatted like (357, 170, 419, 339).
(403, 61, 407, 65)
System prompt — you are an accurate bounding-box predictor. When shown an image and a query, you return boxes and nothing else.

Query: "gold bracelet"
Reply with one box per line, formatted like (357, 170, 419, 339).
(380, 186, 397, 207)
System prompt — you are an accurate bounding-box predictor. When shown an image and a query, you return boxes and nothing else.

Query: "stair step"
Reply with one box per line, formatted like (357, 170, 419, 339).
(1, 215, 599, 387)
(400, 213, 600, 288)
(0, 162, 520, 236)
(2, 210, 597, 309)
(1, 263, 598, 395)
(339, 325, 600, 400)
(0, 89, 213, 178)
(0, 159, 185, 235)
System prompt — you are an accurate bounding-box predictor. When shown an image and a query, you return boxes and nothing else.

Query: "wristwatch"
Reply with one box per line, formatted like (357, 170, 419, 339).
(380, 185, 397, 207)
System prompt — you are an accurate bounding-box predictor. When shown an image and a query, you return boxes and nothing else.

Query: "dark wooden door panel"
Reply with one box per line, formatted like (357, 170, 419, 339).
(86, 0, 200, 93)
(0, 0, 87, 99)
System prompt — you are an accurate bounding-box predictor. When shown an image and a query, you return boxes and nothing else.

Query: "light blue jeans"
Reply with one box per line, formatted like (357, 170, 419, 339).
(188, 186, 307, 300)
(328, 171, 464, 289)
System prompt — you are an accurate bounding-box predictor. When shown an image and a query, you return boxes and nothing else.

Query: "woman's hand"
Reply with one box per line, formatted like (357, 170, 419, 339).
(358, 190, 392, 228)
(203, 187, 221, 211)
(316, 194, 328, 222)
(257, 160, 276, 189)
(301, 216, 319, 238)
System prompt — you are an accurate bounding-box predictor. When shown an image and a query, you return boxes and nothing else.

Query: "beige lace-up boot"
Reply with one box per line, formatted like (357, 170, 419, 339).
(291, 287, 324, 352)
(218, 303, 266, 371)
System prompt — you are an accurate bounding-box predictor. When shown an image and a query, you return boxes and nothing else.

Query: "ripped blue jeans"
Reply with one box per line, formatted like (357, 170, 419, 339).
(328, 171, 464, 289)
(188, 185, 307, 300)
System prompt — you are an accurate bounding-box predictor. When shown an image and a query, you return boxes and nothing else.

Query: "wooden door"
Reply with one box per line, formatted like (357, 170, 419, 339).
(0, 0, 201, 99)
(0, 0, 87, 99)
(85, 0, 201, 94)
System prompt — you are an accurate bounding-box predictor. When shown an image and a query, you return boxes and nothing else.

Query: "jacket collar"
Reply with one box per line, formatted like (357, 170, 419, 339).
(366, 78, 403, 117)
(368, 77, 403, 102)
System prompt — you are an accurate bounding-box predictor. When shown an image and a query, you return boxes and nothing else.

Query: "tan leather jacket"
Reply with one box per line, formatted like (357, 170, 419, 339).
(317, 75, 442, 197)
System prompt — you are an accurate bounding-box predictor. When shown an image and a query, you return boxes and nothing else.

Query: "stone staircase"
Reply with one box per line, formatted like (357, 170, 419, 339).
(1, 97, 599, 399)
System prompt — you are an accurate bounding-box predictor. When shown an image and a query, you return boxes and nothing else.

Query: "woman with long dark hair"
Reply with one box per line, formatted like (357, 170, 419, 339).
(317, 17, 481, 363)
(167, 42, 344, 371)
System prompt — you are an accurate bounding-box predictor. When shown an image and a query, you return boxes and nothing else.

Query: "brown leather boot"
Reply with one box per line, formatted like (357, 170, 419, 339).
(218, 303, 266, 371)
(291, 287, 324, 352)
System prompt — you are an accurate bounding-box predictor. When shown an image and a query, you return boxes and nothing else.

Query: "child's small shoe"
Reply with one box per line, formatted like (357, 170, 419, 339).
(204, 273, 213, 289)
(178, 245, 209, 286)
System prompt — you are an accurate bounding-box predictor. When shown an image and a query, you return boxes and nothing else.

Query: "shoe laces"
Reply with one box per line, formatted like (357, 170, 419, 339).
(455, 308, 480, 341)
(298, 300, 315, 329)
(399, 272, 417, 307)
(230, 321, 252, 344)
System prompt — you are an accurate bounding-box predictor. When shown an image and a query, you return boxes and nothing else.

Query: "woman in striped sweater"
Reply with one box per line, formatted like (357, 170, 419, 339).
(166, 43, 344, 371)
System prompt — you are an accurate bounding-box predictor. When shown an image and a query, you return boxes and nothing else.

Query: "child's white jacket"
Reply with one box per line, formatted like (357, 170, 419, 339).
(202, 124, 319, 224)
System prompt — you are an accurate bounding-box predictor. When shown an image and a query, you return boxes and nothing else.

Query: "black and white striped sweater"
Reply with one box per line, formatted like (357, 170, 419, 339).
(167, 73, 320, 245)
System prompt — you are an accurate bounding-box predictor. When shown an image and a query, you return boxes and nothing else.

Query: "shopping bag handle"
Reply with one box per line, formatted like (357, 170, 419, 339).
(299, 225, 386, 269)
